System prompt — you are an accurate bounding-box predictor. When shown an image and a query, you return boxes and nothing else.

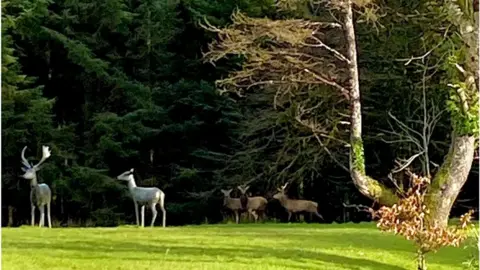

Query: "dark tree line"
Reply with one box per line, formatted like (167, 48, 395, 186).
(2, 0, 478, 227)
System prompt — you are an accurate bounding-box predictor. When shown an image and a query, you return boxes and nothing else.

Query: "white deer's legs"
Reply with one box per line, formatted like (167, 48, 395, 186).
(39, 205, 45, 227)
(287, 211, 292, 222)
(31, 204, 36, 226)
(47, 202, 52, 228)
(150, 203, 157, 227)
(160, 204, 166, 228)
(140, 205, 145, 227)
(134, 201, 139, 226)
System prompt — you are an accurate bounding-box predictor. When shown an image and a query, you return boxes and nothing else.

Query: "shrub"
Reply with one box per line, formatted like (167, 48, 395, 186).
(375, 173, 474, 270)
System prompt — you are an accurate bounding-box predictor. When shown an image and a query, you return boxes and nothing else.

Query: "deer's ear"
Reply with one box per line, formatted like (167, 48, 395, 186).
(277, 188, 282, 192)
(21, 167, 27, 172)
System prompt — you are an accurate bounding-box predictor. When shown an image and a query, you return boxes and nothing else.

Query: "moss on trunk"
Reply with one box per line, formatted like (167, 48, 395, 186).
(424, 134, 475, 228)
(345, 1, 399, 207)
(351, 137, 366, 174)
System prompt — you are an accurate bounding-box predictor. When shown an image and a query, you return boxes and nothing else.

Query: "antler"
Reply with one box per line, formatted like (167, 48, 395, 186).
(237, 184, 250, 194)
(33, 145, 51, 169)
(281, 183, 288, 190)
(21, 146, 32, 168)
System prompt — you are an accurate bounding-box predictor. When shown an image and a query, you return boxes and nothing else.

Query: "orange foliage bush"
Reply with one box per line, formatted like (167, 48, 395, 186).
(375, 173, 474, 253)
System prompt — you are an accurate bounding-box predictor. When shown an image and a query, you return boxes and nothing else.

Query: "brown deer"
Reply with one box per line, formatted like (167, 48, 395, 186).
(273, 183, 323, 222)
(220, 189, 242, 224)
(237, 185, 268, 223)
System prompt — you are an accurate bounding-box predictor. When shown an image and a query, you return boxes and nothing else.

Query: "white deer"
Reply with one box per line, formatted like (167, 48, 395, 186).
(117, 169, 166, 227)
(20, 145, 52, 228)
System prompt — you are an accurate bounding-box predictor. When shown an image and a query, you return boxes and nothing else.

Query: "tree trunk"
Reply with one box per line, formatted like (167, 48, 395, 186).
(8, 206, 14, 227)
(344, 0, 399, 206)
(424, 134, 475, 227)
(417, 250, 427, 270)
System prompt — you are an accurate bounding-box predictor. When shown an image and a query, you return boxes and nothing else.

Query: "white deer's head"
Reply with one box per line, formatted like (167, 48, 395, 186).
(20, 145, 51, 180)
(117, 168, 135, 181)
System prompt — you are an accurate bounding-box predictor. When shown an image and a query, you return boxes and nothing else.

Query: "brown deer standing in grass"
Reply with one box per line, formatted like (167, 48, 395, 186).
(220, 189, 242, 224)
(273, 183, 323, 222)
(237, 185, 268, 223)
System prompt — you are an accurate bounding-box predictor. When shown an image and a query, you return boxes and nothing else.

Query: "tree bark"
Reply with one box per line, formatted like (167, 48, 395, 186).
(424, 134, 475, 228)
(344, 0, 399, 206)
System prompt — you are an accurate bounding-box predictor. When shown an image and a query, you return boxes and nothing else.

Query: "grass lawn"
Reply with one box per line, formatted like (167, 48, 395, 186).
(2, 222, 476, 270)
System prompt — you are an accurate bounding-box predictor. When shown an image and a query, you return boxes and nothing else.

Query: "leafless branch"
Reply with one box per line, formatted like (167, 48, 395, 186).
(392, 153, 424, 173)
(312, 133, 349, 172)
(303, 68, 350, 99)
(304, 36, 351, 63)
(343, 203, 376, 218)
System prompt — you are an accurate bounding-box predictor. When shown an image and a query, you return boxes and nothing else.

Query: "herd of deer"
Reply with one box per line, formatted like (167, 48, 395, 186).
(19, 145, 323, 228)
(221, 183, 324, 224)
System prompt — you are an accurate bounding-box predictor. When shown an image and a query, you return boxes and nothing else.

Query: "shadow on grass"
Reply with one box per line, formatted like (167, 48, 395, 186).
(7, 239, 408, 270)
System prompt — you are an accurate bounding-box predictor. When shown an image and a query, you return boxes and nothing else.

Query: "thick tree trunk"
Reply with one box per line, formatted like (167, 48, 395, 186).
(344, 0, 399, 206)
(422, 2, 477, 228)
(424, 134, 475, 228)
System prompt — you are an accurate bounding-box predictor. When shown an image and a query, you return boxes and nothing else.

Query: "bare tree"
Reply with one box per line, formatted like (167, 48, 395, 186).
(380, 62, 445, 184)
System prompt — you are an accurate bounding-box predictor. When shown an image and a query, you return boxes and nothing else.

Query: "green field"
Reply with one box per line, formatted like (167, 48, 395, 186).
(2, 223, 476, 270)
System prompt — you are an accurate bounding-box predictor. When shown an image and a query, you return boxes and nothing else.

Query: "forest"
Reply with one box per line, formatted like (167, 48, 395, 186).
(2, 0, 478, 228)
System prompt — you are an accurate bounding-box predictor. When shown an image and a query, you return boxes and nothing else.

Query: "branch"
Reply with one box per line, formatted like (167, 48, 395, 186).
(313, 133, 349, 172)
(387, 111, 424, 139)
(304, 36, 351, 63)
(303, 68, 350, 99)
(342, 203, 376, 218)
(391, 152, 425, 173)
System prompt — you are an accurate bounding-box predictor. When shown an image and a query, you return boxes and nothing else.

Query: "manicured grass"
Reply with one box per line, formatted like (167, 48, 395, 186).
(2, 222, 476, 270)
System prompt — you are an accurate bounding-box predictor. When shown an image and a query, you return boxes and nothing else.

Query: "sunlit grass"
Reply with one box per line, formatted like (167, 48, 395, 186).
(2, 222, 475, 270)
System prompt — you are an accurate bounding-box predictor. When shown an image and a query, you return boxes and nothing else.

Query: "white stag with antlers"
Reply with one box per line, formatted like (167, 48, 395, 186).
(20, 145, 53, 228)
(117, 169, 166, 228)
(273, 183, 323, 222)
(237, 185, 268, 223)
